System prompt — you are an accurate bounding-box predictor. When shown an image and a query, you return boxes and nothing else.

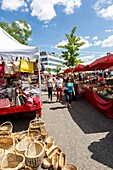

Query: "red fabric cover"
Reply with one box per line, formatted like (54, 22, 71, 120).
(81, 88, 113, 119)
(0, 96, 42, 117)
(26, 97, 34, 107)
(0, 62, 4, 77)
(0, 98, 10, 108)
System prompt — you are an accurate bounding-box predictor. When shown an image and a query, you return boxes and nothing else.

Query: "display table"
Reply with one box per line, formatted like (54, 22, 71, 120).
(0, 96, 42, 117)
(79, 85, 113, 118)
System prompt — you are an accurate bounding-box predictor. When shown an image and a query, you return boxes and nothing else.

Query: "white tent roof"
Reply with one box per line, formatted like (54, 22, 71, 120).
(0, 27, 39, 57)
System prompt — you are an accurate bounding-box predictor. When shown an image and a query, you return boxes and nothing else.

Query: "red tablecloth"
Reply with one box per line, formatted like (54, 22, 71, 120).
(0, 96, 42, 117)
(80, 87, 113, 119)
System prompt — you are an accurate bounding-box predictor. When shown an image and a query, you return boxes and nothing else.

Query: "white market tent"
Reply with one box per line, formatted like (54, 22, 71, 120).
(0, 27, 41, 89)
(0, 27, 39, 57)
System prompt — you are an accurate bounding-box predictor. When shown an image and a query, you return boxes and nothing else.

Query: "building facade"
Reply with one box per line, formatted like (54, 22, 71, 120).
(40, 51, 66, 74)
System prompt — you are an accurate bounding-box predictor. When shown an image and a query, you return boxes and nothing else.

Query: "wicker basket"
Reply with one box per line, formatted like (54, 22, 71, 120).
(16, 136, 31, 154)
(1, 150, 25, 169)
(25, 141, 45, 168)
(0, 121, 13, 135)
(29, 118, 45, 131)
(61, 164, 78, 170)
(18, 165, 33, 170)
(0, 136, 15, 150)
(28, 129, 41, 140)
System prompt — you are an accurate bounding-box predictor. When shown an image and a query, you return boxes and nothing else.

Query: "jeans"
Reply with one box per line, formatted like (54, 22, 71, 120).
(48, 87, 53, 101)
(65, 92, 72, 104)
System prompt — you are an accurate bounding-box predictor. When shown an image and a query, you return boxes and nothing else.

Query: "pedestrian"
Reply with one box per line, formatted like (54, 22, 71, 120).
(46, 74, 53, 102)
(56, 75, 63, 102)
(64, 77, 75, 108)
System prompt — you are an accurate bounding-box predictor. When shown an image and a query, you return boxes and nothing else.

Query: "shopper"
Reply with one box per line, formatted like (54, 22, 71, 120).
(56, 75, 63, 102)
(64, 77, 75, 108)
(46, 74, 53, 102)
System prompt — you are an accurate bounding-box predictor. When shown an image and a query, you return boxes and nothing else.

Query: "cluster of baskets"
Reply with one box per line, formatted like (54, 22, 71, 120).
(0, 119, 78, 170)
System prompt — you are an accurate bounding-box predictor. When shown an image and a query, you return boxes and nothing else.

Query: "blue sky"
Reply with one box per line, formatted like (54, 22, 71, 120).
(0, 0, 113, 64)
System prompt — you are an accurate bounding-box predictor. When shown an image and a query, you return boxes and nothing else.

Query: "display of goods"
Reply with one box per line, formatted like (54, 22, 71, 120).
(25, 141, 45, 168)
(16, 136, 31, 154)
(28, 129, 41, 140)
(52, 153, 59, 170)
(45, 136, 55, 151)
(0, 121, 13, 135)
(41, 157, 52, 169)
(46, 145, 61, 159)
(62, 164, 78, 170)
(29, 118, 45, 131)
(59, 152, 67, 168)
(1, 150, 25, 170)
(0, 136, 15, 155)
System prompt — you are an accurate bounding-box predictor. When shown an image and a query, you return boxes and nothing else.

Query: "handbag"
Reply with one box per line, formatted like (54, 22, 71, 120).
(20, 60, 34, 73)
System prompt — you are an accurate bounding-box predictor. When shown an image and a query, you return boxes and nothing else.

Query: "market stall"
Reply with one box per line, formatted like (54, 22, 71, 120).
(79, 84, 113, 118)
(0, 27, 42, 117)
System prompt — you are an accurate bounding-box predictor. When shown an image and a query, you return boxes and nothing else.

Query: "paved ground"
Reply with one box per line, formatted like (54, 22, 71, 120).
(1, 91, 113, 170)
(41, 91, 113, 170)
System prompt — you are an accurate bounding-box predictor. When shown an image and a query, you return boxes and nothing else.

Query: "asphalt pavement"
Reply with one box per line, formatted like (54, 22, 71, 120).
(41, 91, 113, 170)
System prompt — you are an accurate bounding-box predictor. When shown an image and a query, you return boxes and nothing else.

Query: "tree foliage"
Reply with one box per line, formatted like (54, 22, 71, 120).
(46, 68, 51, 74)
(54, 65, 61, 74)
(0, 19, 32, 45)
(57, 26, 85, 68)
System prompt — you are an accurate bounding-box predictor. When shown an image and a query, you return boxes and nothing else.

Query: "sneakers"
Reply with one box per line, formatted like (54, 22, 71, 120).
(68, 104, 72, 108)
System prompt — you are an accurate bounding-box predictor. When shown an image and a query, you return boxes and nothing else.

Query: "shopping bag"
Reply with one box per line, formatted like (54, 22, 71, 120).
(20, 60, 34, 73)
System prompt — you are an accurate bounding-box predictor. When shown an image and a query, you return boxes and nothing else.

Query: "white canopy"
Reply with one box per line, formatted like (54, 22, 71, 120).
(0, 27, 39, 57)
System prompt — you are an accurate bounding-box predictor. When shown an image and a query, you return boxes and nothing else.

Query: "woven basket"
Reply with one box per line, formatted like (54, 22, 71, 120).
(1, 150, 25, 170)
(0, 121, 13, 135)
(28, 129, 41, 140)
(25, 141, 45, 168)
(0, 131, 10, 136)
(29, 118, 45, 131)
(61, 164, 78, 170)
(0, 136, 15, 150)
(16, 136, 31, 154)
(18, 165, 33, 170)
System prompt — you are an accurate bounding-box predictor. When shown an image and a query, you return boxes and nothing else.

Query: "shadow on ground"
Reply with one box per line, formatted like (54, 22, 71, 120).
(65, 96, 113, 134)
(0, 111, 36, 132)
(88, 131, 113, 169)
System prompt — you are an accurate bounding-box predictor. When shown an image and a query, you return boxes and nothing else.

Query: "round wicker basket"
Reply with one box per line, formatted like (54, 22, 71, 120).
(25, 141, 45, 168)
(1, 150, 25, 169)
(29, 118, 45, 131)
(0, 121, 13, 135)
(16, 136, 31, 154)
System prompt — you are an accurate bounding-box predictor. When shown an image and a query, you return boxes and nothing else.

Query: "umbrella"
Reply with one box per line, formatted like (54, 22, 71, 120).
(73, 64, 85, 72)
(89, 54, 113, 70)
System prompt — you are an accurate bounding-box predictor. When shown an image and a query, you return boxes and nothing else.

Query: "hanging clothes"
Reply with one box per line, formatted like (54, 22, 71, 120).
(20, 59, 34, 73)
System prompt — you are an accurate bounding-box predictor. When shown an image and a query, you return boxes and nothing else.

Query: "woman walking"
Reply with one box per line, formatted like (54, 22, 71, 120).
(64, 77, 75, 108)
(46, 74, 53, 102)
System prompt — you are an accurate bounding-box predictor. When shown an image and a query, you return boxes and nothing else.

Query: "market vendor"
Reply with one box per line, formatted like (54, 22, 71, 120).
(98, 73, 105, 85)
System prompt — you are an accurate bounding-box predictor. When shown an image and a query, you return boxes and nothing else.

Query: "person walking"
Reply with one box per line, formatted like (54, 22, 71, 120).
(64, 77, 75, 108)
(46, 74, 53, 102)
(56, 75, 63, 102)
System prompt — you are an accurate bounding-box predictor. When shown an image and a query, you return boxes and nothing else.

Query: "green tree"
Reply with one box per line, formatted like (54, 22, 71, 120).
(46, 68, 51, 74)
(0, 19, 32, 45)
(54, 65, 61, 74)
(57, 26, 85, 68)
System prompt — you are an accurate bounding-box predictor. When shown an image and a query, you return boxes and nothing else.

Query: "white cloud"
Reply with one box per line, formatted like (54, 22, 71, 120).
(42, 24, 48, 28)
(1, 0, 27, 11)
(93, 35, 113, 47)
(21, 8, 29, 12)
(55, 40, 68, 48)
(92, 36, 98, 40)
(98, 5, 113, 20)
(93, 40, 101, 46)
(30, 0, 82, 21)
(80, 37, 92, 49)
(105, 29, 113, 32)
(101, 35, 113, 47)
(84, 36, 90, 39)
(93, 0, 113, 20)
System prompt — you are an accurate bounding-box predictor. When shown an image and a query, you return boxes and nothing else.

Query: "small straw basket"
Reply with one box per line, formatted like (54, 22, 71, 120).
(1, 150, 25, 170)
(0, 121, 13, 135)
(25, 141, 45, 168)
